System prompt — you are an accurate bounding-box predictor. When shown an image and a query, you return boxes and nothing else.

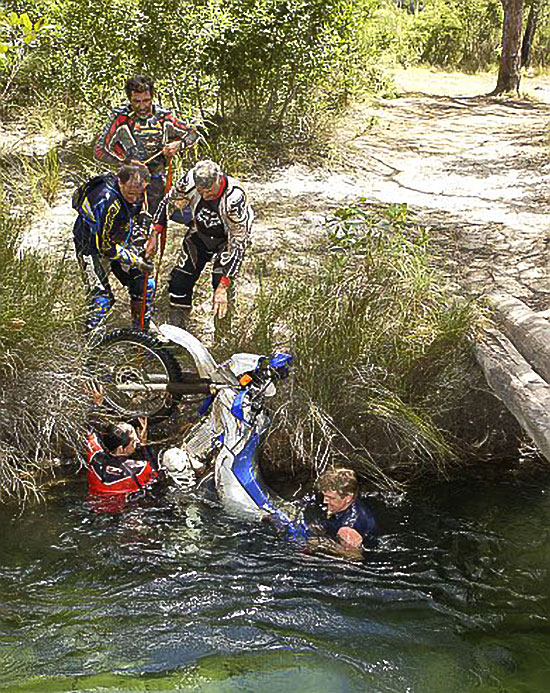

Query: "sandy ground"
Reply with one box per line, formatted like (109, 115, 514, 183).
(12, 67, 550, 312)
(249, 68, 550, 307)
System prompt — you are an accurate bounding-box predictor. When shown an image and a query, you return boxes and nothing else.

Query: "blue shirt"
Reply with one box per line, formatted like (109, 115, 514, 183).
(322, 497, 377, 544)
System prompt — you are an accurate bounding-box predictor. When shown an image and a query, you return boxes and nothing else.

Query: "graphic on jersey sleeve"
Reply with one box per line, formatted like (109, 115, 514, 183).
(227, 189, 248, 223)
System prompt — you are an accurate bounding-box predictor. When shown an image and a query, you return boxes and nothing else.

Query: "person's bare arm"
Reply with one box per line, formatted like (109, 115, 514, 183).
(337, 526, 363, 548)
(306, 536, 363, 561)
(137, 417, 148, 444)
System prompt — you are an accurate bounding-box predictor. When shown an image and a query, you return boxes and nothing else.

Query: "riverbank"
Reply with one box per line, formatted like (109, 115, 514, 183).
(10, 67, 550, 310)
(2, 66, 550, 499)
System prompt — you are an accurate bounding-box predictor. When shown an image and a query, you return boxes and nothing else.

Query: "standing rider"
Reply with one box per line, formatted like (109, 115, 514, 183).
(149, 159, 254, 326)
(94, 74, 201, 218)
(72, 162, 155, 331)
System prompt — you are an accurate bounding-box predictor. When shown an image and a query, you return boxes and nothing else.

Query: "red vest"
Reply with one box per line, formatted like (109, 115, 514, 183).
(86, 432, 158, 495)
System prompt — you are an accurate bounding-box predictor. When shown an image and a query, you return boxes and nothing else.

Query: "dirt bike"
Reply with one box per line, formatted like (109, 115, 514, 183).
(88, 325, 308, 536)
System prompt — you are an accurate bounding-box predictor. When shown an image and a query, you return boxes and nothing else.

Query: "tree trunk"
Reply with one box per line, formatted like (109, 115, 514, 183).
(493, 0, 524, 94)
(521, 0, 540, 67)
(474, 293, 550, 465)
(475, 328, 550, 463)
(487, 293, 550, 383)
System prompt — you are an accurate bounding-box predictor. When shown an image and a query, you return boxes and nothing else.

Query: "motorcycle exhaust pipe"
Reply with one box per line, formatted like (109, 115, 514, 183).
(114, 380, 212, 395)
(167, 380, 212, 395)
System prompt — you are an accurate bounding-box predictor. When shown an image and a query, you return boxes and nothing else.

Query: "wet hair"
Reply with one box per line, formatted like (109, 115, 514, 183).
(316, 468, 358, 497)
(118, 161, 151, 185)
(102, 423, 133, 453)
(125, 75, 154, 99)
(193, 159, 223, 189)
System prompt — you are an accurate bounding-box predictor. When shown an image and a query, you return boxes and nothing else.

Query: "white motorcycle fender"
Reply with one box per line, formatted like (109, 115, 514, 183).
(216, 449, 268, 521)
(159, 325, 218, 378)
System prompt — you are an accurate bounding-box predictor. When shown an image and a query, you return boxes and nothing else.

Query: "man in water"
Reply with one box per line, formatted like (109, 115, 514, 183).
(94, 74, 200, 218)
(309, 468, 376, 556)
(87, 418, 159, 500)
(149, 159, 253, 327)
(85, 381, 160, 511)
(72, 161, 155, 331)
(85, 382, 204, 512)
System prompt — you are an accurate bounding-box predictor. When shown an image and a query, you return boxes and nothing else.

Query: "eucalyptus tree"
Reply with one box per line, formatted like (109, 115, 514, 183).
(493, 0, 524, 93)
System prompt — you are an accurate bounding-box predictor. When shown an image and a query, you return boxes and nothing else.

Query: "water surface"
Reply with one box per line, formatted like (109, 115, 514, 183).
(1, 477, 550, 691)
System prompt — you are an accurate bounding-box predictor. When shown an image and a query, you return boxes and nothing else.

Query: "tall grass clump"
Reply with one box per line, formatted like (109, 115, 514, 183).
(0, 202, 87, 502)
(24, 145, 61, 205)
(227, 202, 481, 489)
(0, 146, 64, 214)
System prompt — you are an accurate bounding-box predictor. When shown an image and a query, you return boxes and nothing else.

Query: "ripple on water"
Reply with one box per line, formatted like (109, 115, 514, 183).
(1, 480, 550, 691)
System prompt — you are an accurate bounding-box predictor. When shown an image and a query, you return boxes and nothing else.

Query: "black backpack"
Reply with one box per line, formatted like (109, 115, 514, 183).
(72, 173, 116, 213)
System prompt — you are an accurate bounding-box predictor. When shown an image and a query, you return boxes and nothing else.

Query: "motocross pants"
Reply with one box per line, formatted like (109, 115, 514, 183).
(76, 251, 155, 331)
(168, 234, 223, 308)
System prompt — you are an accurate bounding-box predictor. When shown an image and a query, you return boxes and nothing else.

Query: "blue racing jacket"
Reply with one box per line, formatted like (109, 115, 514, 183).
(73, 174, 143, 267)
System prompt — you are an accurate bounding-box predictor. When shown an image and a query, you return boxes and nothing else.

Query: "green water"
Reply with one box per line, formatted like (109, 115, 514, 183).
(1, 477, 550, 692)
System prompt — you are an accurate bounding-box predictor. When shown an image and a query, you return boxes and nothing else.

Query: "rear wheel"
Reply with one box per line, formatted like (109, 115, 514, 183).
(88, 329, 190, 420)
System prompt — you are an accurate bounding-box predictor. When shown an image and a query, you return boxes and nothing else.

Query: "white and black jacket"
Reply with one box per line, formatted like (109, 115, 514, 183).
(154, 170, 254, 280)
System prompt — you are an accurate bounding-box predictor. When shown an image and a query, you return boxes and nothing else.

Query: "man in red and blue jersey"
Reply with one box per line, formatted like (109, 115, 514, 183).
(86, 418, 161, 513)
(94, 74, 200, 219)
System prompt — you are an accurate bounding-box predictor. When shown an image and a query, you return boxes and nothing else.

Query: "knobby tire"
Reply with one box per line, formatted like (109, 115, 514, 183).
(88, 328, 186, 420)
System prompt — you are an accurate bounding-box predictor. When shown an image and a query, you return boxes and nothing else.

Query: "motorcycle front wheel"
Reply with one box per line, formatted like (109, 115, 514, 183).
(87, 328, 190, 420)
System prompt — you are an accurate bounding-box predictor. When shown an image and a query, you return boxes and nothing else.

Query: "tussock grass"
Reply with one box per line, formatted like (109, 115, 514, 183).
(0, 202, 87, 502)
(0, 146, 64, 213)
(23, 145, 61, 205)
(227, 202, 480, 489)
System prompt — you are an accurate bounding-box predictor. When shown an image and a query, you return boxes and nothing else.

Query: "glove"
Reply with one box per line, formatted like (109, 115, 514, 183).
(135, 256, 154, 274)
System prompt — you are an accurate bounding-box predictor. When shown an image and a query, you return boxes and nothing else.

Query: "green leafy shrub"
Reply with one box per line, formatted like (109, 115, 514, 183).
(356, 0, 419, 71)
(411, 0, 503, 70)
(0, 8, 51, 107)
(529, 1, 550, 68)
(37, 0, 144, 107)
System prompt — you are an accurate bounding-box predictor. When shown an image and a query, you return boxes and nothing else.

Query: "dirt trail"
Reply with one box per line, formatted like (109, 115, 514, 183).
(250, 68, 550, 307)
(15, 67, 550, 309)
